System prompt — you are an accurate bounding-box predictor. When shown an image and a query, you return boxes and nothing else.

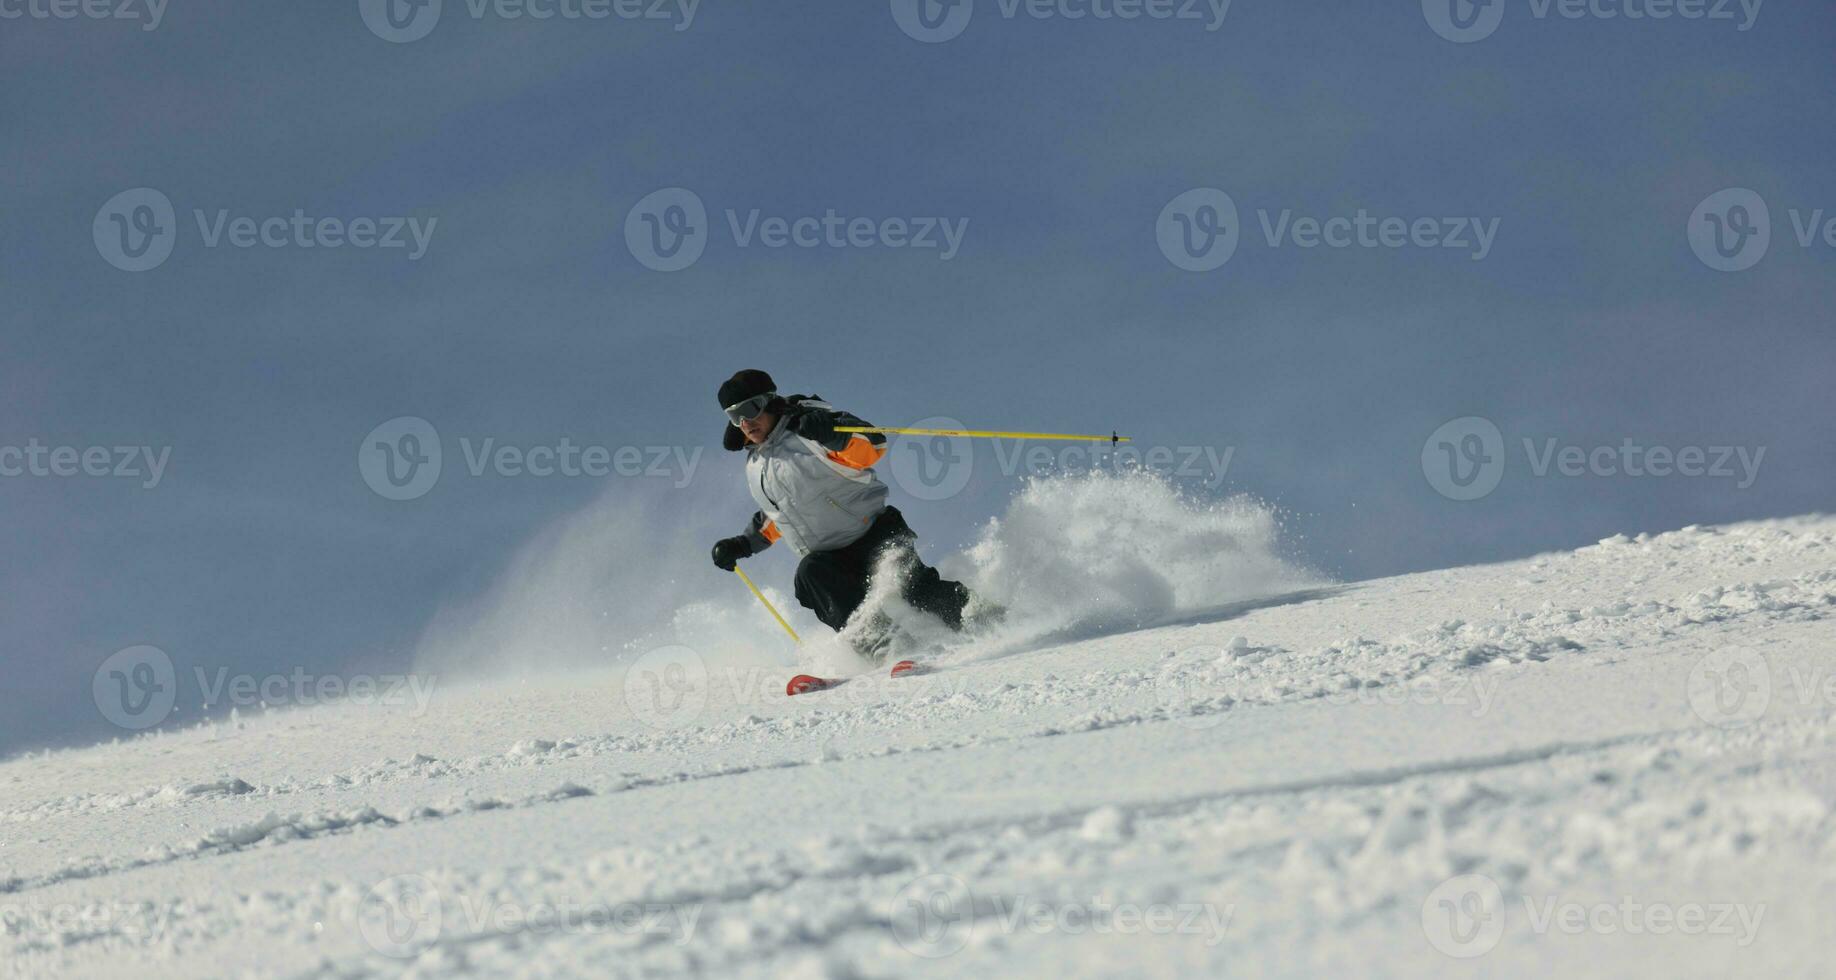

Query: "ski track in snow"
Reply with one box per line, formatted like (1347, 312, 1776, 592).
(2, 518, 1834, 977)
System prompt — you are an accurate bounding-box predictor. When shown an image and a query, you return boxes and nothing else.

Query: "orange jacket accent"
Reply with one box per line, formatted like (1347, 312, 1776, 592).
(826, 435, 888, 471)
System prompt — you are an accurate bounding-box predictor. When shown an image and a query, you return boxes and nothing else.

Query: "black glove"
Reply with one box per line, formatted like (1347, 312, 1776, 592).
(787, 406, 837, 444)
(711, 535, 754, 571)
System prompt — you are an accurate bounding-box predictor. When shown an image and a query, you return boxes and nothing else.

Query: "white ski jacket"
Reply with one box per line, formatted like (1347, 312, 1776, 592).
(735, 397, 889, 558)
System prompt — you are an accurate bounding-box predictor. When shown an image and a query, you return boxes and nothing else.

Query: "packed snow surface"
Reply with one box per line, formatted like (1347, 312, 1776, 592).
(5, 492, 1835, 977)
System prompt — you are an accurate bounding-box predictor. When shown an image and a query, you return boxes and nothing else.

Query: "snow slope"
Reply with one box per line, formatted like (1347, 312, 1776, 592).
(4, 513, 1834, 978)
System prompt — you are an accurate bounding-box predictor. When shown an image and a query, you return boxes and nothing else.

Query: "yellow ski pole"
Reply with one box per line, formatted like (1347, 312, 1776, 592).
(836, 426, 1129, 443)
(734, 567, 801, 645)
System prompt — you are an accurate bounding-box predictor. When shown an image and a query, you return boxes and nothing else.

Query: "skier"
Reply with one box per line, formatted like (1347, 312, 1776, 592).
(708, 369, 976, 657)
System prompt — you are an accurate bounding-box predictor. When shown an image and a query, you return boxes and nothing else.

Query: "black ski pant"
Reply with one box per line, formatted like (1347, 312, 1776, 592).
(792, 506, 970, 632)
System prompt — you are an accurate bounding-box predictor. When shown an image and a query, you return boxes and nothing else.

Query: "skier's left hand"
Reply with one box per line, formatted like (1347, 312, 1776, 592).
(786, 406, 837, 444)
(711, 535, 753, 571)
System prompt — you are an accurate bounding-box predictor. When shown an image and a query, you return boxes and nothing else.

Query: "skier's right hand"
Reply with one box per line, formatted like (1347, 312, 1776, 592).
(711, 536, 754, 571)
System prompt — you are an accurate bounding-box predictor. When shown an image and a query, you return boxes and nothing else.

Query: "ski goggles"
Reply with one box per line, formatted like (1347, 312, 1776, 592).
(723, 392, 777, 424)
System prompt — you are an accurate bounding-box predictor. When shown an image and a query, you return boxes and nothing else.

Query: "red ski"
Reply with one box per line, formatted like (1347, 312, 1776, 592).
(785, 660, 922, 696)
(784, 674, 835, 696)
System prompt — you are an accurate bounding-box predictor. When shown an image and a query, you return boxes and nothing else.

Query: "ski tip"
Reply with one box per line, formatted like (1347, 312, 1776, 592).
(789, 663, 920, 694)
(786, 674, 835, 696)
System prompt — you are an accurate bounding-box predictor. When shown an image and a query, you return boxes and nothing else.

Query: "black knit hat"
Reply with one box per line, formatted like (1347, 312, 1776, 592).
(718, 369, 776, 409)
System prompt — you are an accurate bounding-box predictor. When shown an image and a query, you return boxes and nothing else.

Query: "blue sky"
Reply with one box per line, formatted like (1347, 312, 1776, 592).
(3, 0, 1831, 756)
